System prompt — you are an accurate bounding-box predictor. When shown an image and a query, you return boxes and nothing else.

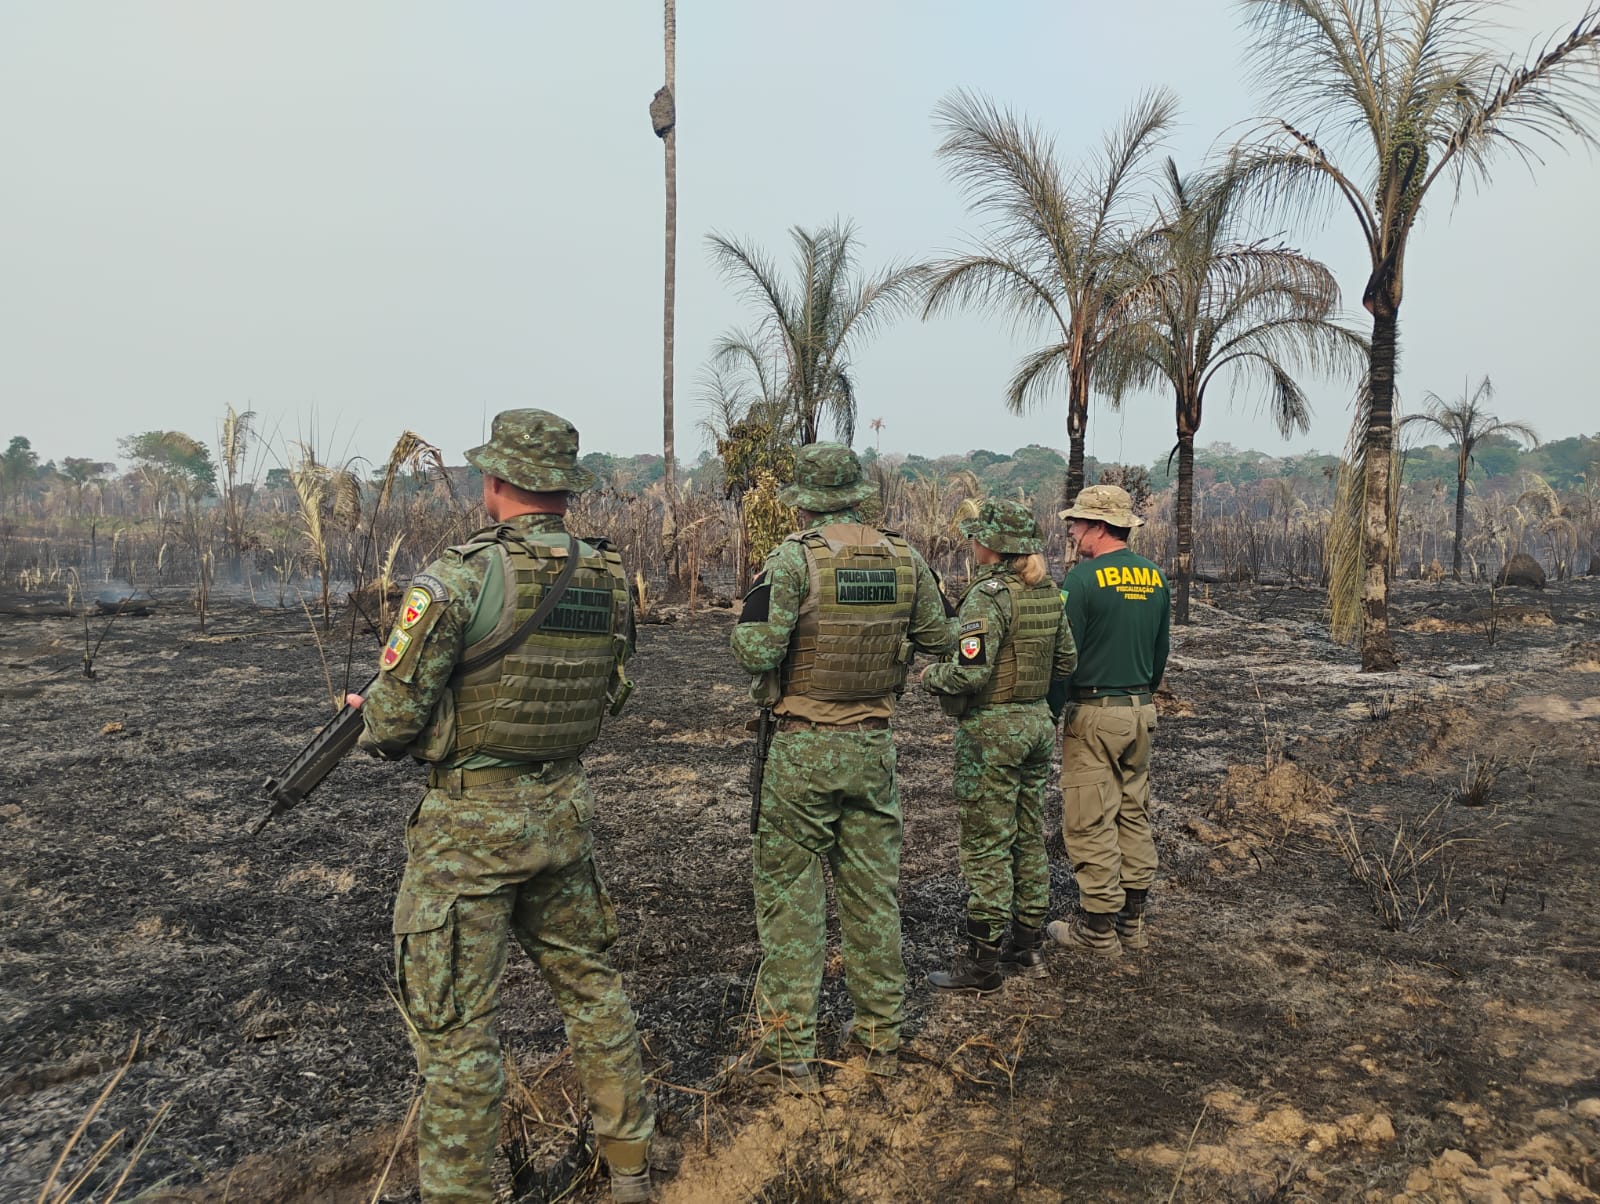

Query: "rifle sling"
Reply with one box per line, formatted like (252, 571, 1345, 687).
(453, 537, 583, 677)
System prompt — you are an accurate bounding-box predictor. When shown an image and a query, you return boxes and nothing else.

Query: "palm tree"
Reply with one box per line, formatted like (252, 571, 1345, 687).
(1401, 376, 1537, 580)
(1101, 161, 1367, 622)
(1237, 0, 1600, 670)
(707, 221, 923, 445)
(922, 89, 1177, 503)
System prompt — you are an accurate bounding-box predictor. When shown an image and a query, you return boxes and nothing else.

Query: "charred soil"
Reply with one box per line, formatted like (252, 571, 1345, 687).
(2, 578, 1599, 1202)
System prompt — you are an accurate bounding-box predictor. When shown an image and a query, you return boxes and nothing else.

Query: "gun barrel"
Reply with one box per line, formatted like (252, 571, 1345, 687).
(251, 673, 379, 834)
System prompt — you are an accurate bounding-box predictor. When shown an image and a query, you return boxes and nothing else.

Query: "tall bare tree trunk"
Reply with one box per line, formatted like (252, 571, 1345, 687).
(1451, 471, 1467, 581)
(1174, 423, 1196, 625)
(1360, 310, 1400, 671)
(654, 1, 678, 580)
(1065, 365, 1089, 505)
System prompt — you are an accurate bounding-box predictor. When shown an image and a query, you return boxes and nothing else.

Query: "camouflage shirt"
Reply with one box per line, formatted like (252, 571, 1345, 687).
(731, 508, 957, 721)
(923, 563, 1077, 698)
(360, 513, 620, 767)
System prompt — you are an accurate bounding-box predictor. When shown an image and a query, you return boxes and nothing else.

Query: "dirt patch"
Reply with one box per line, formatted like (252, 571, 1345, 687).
(4, 579, 1600, 1201)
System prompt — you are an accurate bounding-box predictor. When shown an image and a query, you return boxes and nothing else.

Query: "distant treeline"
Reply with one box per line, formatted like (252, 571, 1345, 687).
(7, 430, 1597, 515)
(510, 431, 1600, 501)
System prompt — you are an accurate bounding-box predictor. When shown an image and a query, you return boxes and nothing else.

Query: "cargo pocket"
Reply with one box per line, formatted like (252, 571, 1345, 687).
(584, 858, 620, 952)
(1059, 768, 1106, 843)
(393, 889, 460, 1033)
(565, 769, 596, 828)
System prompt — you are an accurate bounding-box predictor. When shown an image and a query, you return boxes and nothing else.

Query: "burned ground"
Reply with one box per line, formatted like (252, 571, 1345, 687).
(2, 578, 1599, 1202)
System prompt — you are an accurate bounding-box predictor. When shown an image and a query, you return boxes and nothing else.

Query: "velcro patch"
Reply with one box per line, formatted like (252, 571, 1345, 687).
(958, 634, 987, 665)
(981, 580, 1004, 594)
(540, 586, 615, 634)
(400, 586, 432, 629)
(380, 628, 413, 670)
(739, 575, 772, 624)
(835, 567, 898, 604)
(959, 619, 986, 636)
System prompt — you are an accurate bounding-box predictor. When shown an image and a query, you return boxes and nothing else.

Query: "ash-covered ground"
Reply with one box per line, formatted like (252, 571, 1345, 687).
(2, 577, 1598, 1202)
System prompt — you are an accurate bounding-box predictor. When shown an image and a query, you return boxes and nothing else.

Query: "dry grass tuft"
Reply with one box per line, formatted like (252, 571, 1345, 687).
(1453, 754, 1501, 808)
(35, 1036, 170, 1204)
(1332, 800, 1485, 932)
(502, 1049, 598, 1201)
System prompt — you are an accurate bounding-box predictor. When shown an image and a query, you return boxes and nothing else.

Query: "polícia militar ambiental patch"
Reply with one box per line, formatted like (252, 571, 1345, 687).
(538, 586, 614, 634)
(834, 568, 898, 604)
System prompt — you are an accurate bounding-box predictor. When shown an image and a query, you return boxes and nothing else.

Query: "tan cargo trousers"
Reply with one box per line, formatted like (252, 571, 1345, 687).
(1059, 701, 1158, 914)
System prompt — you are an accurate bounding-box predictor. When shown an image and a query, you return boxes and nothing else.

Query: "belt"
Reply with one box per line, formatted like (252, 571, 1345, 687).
(777, 716, 890, 732)
(1071, 693, 1153, 708)
(428, 762, 561, 795)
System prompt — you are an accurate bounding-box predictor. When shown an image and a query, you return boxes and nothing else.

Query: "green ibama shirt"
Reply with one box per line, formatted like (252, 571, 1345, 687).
(1060, 547, 1171, 697)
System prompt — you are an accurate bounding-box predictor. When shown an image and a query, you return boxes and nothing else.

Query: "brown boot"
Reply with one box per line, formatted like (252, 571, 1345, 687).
(927, 921, 1003, 993)
(600, 1139, 652, 1203)
(839, 1018, 899, 1077)
(1045, 909, 1122, 957)
(1116, 889, 1149, 951)
(998, 922, 1048, 978)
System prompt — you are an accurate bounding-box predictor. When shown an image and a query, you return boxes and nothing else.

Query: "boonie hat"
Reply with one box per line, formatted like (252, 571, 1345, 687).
(959, 498, 1044, 554)
(1058, 483, 1144, 528)
(778, 443, 876, 512)
(465, 409, 597, 494)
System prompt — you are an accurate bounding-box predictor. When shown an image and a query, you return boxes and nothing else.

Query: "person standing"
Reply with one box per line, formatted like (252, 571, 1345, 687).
(730, 443, 955, 1090)
(349, 410, 655, 1203)
(1047, 484, 1170, 957)
(922, 499, 1077, 991)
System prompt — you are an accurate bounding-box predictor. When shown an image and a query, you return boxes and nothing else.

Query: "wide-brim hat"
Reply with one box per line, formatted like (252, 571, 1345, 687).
(778, 442, 876, 512)
(1058, 483, 1144, 528)
(959, 498, 1044, 554)
(465, 408, 597, 494)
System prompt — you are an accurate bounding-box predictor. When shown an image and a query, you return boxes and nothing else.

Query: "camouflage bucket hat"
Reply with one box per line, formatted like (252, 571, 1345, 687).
(465, 409, 597, 494)
(959, 498, 1044, 554)
(778, 442, 876, 511)
(1058, 483, 1144, 528)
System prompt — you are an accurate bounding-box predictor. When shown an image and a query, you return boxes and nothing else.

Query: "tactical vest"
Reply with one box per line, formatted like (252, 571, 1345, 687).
(413, 528, 630, 763)
(974, 573, 1062, 707)
(779, 523, 918, 702)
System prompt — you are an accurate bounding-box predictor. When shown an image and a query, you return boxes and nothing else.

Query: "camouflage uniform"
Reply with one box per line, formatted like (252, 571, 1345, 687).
(730, 444, 955, 1070)
(924, 501, 1077, 944)
(359, 411, 652, 1203)
(1049, 484, 1170, 958)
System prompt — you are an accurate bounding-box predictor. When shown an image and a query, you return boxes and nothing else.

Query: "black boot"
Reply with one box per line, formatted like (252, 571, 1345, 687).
(998, 922, 1048, 978)
(1116, 888, 1149, 951)
(928, 920, 1003, 993)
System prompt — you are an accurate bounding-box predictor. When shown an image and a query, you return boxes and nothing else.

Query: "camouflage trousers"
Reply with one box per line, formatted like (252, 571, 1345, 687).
(1059, 702, 1159, 914)
(752, 726, 904, 1061)
(953, 700, 1056, 940)
(393, 760, 653, 1203)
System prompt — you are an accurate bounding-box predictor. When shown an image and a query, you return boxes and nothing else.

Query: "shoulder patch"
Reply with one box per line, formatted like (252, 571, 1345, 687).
(958, 633, 987, 665)
(398, 573, 448, 630)
(411, 572, 449, 602)
(379, 627, 413, 671)
(981, 579, 1004, 594)
(959, 618, 986, 636)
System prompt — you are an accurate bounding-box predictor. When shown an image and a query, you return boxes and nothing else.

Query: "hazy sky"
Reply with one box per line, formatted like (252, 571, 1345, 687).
(3, 1, 1596, 477)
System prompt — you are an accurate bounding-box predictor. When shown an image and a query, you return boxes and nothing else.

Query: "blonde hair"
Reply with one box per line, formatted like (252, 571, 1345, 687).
(1004, 552, 1050, 588)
